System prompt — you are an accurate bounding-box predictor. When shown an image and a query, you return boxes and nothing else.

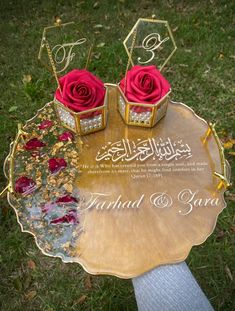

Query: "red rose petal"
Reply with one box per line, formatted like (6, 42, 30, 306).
(56, 195, 78, 204)
(48, 158, 67, 174)
(41, 202, 56, 213)
(38, 120, 53, 130)
(50, 210, 78, 225)
(58, 131, 74, 142)
(30, 150, 41, 157)
(15, 176, 36, 195)
(24, 138, 46, 150)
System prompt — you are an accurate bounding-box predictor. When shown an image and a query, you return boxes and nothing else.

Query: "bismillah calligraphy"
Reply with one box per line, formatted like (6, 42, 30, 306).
(96, 137, 192, 163)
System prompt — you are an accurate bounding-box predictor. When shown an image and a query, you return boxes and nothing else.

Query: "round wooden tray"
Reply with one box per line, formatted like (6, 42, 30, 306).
(6, 86, 229, 278)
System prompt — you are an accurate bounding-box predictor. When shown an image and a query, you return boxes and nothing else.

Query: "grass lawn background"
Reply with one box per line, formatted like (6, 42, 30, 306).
(0, 0, 234, 310)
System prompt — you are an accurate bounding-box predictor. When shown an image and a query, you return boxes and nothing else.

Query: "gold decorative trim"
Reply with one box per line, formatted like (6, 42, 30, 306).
(202, 122, 231, 190)
(0, 124, 28, 197)
(1, 103, 52, 199)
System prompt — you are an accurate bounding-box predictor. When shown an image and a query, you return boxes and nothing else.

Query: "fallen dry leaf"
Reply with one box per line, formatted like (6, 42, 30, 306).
(216, 230, 225, 240)
(93, 1, 99, 8)
(27, 260, 36, 270)
(84, 274, 92, 290)
(230, 226, 235, 233)
(1, 206, 9, 217)
(218, 128, 228, 136)
(219, 52, 224, 59)
(54, 16, 62, 26)
(96, 42, 105, 48)
(25, 290, 37, 300)
(225, 265, 233, 281)
(93, 24, 103, 29)
(22, 74, 32, 84)
(223, 139, 235, 149)
(77, 294, 87, 304)
(172, 26, 179, 32)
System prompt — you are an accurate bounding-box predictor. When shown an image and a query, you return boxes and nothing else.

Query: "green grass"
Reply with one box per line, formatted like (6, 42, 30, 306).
(0, 0, 234, 310)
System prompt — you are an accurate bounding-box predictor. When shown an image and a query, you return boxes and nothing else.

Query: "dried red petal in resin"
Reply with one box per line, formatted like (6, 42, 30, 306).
(30, 150, 41, 157)
(41, 202, 56, 213)
(24, 138, 46, 150)
(50, 210, 78, 225)
(38, 120, 53, 130)
(56, 195, 78, 204)
(15, 176, 36, 194)
(48, 158, 67, 174)
(58, 131, 74, 141)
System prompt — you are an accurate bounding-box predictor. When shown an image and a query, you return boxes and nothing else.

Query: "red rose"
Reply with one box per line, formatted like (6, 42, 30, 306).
(120, 65, 170, 104)
(55, 69, 105, 112)
(24, 138, 46, 150)
(15, 176, 36, 194)
(48, 158, 67, 174)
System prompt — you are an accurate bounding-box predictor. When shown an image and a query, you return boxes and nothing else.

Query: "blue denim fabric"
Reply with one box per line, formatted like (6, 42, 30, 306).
(132, 262, 214, 311)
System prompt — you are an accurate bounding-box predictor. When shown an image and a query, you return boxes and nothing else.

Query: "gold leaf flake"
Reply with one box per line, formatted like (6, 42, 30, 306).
(51, 142, 64, 155)
(62, 241, 71, 249)
(71, 150, 79, 158)
(63, 183, 73, 193)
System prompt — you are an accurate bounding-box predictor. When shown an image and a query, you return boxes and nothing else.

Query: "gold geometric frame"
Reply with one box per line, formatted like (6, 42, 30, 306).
(123, 18, 177, 71)
(38, 20, 93, 92)
(38, 21, 93, 74)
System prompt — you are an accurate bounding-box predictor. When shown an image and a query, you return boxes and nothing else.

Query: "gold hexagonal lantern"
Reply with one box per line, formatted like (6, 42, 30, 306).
(118, 18, 177, 127)
(117, 85, 170, 127)
(53, 89, 108, 135)
(38, 20, 108, 135)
